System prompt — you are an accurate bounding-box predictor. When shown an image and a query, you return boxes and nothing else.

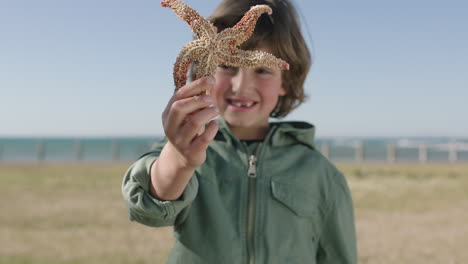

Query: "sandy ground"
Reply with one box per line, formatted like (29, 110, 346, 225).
(0, 163, 467, 263)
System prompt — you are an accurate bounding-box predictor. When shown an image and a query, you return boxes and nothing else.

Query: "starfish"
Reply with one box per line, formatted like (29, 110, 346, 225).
(161, 0, 289, 93)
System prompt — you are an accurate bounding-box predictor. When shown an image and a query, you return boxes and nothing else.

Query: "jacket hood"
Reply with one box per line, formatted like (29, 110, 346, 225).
(215, 119, 316, 149)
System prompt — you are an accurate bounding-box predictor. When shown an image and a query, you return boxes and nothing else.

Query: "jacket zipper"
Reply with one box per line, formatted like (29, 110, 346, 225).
(247, 154, 257, 264)
(238, 126, 277, 264)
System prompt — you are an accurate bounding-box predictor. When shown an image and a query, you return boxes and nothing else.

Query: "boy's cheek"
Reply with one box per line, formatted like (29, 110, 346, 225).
(209, 87, 223, 109)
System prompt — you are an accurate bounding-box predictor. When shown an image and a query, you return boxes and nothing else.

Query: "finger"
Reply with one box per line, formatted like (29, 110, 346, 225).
(165, 94, 214, 135)
(177, 105, 219, 146)
(175, 76, 215, 100)
(162, 92, 178, 122)
(163, 76, 215, 123)
(189, 120, 219, 153)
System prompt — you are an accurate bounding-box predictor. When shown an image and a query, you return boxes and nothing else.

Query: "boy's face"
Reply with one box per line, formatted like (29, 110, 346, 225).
(212, 46, 286, 139)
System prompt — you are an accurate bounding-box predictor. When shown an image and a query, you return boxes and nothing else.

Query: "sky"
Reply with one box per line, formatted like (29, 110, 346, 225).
(1, 0, 467, 138)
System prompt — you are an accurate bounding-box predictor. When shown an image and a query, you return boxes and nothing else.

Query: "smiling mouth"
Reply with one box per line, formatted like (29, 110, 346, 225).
(227, 99, 257, 108)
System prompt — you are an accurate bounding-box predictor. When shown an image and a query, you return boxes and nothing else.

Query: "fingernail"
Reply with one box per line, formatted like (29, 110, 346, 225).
(202, 95, 212, 102)
(211, 105, 219, 113)
(206, 76, 215, 85)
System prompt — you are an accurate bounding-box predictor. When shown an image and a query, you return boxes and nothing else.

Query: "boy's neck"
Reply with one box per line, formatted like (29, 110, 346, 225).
(228, 124, 270, 141)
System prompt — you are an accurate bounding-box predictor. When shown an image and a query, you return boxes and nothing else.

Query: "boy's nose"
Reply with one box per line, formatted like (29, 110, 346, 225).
(231, 69, 253, 93)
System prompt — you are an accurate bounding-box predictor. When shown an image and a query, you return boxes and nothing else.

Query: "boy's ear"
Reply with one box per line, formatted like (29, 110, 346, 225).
(279, 86, 287, 96)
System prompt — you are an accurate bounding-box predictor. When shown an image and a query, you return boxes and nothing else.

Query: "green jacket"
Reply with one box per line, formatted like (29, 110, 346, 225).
(122, 120, 357, 264)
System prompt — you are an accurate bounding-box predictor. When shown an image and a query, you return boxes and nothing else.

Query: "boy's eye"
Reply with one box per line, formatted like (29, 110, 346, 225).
(218, 64, 237, 72)
(255, 67, 272, 75)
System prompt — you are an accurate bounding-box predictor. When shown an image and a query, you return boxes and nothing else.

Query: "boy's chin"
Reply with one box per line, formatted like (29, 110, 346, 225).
(223, 117, 248, 128)
(223, 117, 267, 130)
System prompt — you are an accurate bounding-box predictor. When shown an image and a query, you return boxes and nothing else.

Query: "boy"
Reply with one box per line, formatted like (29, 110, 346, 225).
(122, 0, 357, 263)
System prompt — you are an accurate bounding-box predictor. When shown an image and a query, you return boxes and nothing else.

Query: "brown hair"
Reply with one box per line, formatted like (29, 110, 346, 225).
(206, 0, 312, 117)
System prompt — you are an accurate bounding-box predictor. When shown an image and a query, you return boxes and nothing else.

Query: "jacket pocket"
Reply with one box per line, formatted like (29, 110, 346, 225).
(271, 180, 320, 218)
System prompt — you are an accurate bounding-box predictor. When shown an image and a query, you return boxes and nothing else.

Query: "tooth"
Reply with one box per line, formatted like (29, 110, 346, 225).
(230, 100, 253, 107)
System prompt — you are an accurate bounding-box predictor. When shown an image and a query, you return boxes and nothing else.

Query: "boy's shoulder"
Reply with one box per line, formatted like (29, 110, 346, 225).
(271, 121, 349, 188)
(268, 121, 345, 180)
(269, 121, 316, 149)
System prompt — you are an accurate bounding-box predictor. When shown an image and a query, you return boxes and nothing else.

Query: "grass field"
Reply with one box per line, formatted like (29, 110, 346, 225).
(1, 162, 467, 263)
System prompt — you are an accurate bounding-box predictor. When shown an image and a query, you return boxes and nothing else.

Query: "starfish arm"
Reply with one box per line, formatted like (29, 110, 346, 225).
(161, 0, 216, 38)
(191, 18, 217, 40)
(219, 5, 272, 47)
(173, 40, 208, 90)
(218, 49, 289, 70)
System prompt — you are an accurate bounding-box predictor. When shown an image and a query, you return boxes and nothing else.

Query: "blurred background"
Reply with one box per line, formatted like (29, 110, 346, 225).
(0, 0, 467, 263)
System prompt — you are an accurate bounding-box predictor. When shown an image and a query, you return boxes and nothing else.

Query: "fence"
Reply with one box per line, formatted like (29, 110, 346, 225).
(319, 141, 467, 163)
(0, 139, 157, 163)
(0, 138, 467, 163)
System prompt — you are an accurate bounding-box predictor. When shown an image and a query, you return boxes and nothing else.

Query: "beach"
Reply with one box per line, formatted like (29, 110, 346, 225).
(1, 163, 467, 263)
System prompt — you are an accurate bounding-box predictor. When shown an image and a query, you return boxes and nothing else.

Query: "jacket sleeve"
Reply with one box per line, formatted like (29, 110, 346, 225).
(121, 151, 199, 227)
(317, 173, 358, 264)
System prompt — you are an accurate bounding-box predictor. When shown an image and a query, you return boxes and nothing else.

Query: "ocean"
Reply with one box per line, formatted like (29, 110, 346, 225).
(0, 137, 467, 163)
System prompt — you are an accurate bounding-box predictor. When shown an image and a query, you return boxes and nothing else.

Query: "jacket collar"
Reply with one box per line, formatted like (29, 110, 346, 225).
(215, 119, 316, 149)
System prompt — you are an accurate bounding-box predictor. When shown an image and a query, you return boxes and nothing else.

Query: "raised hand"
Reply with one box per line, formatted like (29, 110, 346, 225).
(162, 76, 219, 168)
(150, 76, 219, 201)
